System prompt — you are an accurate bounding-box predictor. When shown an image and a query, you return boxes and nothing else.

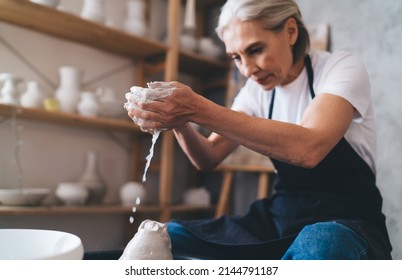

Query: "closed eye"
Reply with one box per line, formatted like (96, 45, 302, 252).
(247, 46, 263, 56)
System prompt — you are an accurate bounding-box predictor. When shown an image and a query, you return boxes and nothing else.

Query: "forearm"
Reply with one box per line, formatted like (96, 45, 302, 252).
(173, 123, 234, 170)
(190, 97, 327, 168)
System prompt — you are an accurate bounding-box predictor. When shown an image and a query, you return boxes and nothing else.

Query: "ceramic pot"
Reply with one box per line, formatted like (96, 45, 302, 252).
(119, 181, 146, 206)
(55, 66, 82, 114)
(96, 87, 124, 118)
(31, 0, 60, 8)
(77, 91, 100, 117)
(180, 34, 198, 52)
(124, 0, 147, 37)
(20, 81, 45, 109)
(198, 37, 224, 59)
(55, 182, 88, 206)
(119, 219, 173, 260)
(0, 73, 23, 105)
(78, 151, 107, 204)
(80, 0, 106, 24)
(183, 187, 210, 206)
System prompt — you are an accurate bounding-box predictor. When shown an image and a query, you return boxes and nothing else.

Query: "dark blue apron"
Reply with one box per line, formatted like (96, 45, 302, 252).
(177, 56, 392, 259)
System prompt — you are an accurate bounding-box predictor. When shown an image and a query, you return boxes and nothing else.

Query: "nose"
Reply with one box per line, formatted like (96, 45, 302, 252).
(241, 57, 258, 78)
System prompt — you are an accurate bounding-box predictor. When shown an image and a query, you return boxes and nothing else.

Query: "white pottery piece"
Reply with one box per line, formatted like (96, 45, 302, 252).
(0, 188, 49, 206)
(31, 0, 60, 8)
(78, 151, 107, 204)
(124, 0, 147, 37)
(97, 87, 124, 118)
(80, 0, 106, 24)
(198, 37, 224, 59)
(183, 187, 211, 206)
(119, 181, 145, 206)
(55, 182, 88, 206)
(0, 73, 23, 105)
(180, 0, 197, 51)
(119, 219, 173, 260)
(180, 33, 198, 52)
(183, 0, 196, 31)
(77, 91, 100, 117)
(20, 81, 45, 109)
(55, 66, 82, 114)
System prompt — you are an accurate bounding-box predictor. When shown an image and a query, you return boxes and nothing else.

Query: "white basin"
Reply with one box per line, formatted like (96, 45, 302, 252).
(0, 229, 84, 260)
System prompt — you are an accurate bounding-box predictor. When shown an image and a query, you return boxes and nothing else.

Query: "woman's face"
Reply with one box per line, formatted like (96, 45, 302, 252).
(222, 18, 300, 90)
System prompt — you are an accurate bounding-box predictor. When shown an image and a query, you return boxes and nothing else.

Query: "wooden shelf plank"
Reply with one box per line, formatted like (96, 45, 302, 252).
(0, 0, 167, 59)
(0, 104, 141, 132)
(0, 204, 160, 216)
(0, 204, 214, 216)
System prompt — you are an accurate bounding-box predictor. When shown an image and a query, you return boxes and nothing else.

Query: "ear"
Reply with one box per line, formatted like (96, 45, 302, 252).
(285, 18, 298, 46)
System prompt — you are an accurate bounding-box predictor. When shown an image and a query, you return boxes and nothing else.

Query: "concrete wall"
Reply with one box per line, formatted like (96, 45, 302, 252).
(296, 0, 402, 260)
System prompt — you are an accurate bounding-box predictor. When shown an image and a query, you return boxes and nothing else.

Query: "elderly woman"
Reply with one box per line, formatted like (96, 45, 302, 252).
(128, 0, 392, 259)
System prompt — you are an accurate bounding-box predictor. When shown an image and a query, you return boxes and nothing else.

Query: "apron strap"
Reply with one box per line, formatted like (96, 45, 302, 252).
(268, 55, 315, 119)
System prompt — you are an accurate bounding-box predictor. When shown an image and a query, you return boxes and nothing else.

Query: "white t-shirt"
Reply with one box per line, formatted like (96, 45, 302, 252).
(231, 50, 377, 174)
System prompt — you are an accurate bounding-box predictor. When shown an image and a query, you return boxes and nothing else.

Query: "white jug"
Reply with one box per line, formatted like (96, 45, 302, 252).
(55, 66, 82, 114)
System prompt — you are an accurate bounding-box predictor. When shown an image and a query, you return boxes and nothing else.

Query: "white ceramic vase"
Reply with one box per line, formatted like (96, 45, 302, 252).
(80, 0, 106, 24)
(124, 0, 147, 37)
(119, 219, 173, 260)
(180, 0, 197, 51)
(20, 81, 45, 109)
(0, 73, 23, 105)
(55, 66, 82, 114)
(77, 91, 100, 117)
(78, 151, 107, 204)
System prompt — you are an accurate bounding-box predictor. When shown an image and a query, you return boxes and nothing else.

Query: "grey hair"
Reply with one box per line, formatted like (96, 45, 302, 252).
(216, 0, 310, 64)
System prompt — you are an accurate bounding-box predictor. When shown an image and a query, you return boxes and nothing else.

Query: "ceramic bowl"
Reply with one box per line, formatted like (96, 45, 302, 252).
(0, 188, 49, 206)
(55, 182, 89, 206)
(0, 229, 84, 260)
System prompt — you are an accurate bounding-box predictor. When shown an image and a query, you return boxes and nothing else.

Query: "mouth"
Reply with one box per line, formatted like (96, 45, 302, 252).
(255, 73, 275, 85)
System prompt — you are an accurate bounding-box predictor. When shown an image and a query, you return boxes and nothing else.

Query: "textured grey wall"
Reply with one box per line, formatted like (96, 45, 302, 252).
(297, 0, 402, 259)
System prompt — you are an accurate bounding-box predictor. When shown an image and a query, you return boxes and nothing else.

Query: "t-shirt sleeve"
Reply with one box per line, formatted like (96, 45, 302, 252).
(317, 51, 371, 121)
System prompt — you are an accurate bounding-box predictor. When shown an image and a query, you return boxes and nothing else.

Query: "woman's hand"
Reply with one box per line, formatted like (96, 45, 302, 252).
(127, 81, 199, 133)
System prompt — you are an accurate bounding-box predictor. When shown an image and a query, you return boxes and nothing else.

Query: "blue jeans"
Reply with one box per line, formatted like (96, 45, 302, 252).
(167, 221, 369, 260)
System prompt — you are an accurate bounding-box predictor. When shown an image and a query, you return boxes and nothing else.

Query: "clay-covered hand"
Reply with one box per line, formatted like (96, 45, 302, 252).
(126, 81, 199, 133)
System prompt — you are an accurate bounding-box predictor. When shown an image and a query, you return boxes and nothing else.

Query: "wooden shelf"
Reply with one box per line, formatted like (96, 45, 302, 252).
(0, 0, 167, 60)
(179, 50, 228, 77)
(0, 0, 228, 222)
(0, 204, 214, 216)
(0, 104, 141, 132)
